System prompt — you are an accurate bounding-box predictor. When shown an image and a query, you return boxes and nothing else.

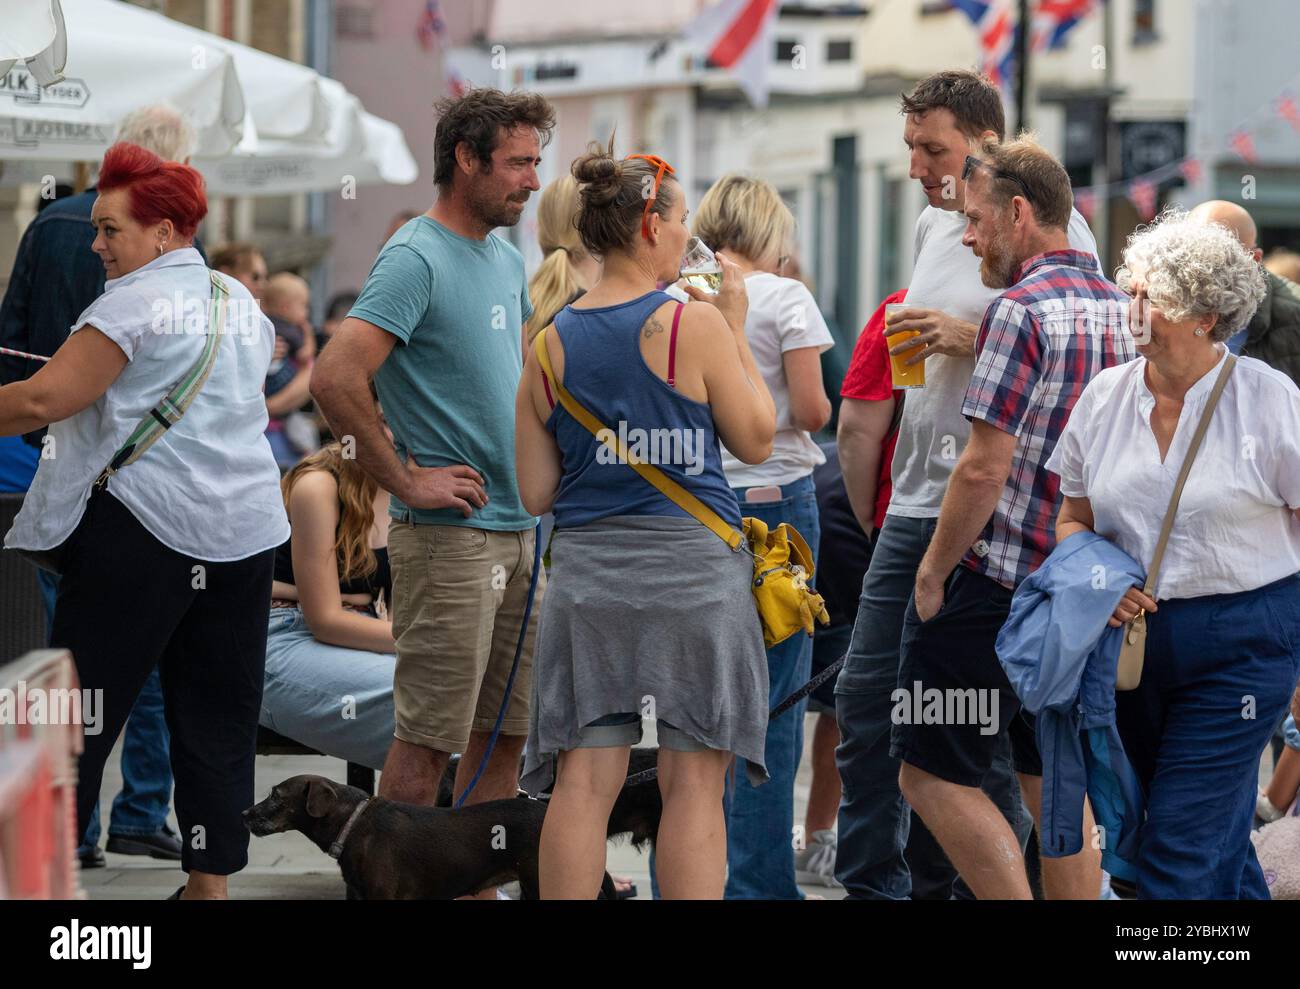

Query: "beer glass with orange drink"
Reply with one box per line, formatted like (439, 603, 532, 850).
(884, 304, 926, 389)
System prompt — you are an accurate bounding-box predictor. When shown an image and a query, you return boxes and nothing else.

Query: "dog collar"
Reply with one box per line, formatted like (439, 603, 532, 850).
(329, 797, 374, 859)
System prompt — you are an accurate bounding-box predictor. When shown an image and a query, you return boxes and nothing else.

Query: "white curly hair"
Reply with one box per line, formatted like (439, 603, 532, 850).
(1116, 207, 1267, 342)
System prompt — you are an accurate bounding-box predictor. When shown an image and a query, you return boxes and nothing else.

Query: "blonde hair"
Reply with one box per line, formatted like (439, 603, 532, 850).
(281, 443, 380, 583)
(263, 272, 308, 312)
(692, 174, 794, 270)
(526, 174, 587, 340)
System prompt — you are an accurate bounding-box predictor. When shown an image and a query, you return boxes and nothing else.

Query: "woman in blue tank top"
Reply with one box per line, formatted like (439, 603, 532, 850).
(515, 141, 777, 899)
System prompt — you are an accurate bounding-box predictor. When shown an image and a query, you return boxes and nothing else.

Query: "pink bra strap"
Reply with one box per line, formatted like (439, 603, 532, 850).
(667, 301, 684, 388)
(541, 366, 555, 409)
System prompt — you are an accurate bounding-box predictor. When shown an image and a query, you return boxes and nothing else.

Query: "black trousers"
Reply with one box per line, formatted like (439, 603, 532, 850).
(51, 486, 274, 875)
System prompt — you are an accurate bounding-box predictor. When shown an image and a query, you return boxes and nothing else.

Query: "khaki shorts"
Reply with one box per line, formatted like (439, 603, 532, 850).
(388, 521, 545, 753)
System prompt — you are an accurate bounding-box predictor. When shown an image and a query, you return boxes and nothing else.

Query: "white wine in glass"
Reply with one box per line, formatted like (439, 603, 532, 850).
(681, 266, 722, 293)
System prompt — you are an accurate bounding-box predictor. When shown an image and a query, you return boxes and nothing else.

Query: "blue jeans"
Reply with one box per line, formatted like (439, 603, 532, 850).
(36, 571, 173, 850)
(1116, 573, 1300, 898)
(261, 607, 396, 771)
(723, 473, 820, 900)
(833, 514, 1028, 900)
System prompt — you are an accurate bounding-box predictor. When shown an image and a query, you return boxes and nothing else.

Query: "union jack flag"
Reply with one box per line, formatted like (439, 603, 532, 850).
(1032, 0, 1102, 51)
(417, 0, 447, 53)
(950, 0, 1019, 91)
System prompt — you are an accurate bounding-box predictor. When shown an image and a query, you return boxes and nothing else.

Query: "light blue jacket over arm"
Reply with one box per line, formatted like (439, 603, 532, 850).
(996, 530, 1146, 881)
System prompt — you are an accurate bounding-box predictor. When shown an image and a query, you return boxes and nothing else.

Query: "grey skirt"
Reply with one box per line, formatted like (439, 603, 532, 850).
(520, 514, 770, 795)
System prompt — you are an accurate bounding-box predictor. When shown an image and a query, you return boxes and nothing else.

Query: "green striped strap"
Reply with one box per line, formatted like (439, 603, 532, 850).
(95, 271, 229, 488)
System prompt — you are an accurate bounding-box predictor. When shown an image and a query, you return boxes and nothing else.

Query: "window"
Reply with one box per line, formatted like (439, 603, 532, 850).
(1134, 0, 1157, 44)
(826, 39, 853, 62)
(336, 4, 374, 39)
(775, 38, 800, 63)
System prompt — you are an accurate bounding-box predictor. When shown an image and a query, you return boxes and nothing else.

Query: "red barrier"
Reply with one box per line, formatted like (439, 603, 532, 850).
(0, 649, 84, 900)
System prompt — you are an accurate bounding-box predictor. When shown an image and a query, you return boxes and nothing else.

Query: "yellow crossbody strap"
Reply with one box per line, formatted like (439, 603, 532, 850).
(535, 326, 745, 552)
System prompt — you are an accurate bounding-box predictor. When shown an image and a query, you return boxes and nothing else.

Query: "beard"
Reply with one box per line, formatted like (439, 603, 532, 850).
(978, 231, 1017, 288)
(468, 180, 529, 230)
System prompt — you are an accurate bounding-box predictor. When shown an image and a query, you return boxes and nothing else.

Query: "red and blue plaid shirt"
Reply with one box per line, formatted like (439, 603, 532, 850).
(960, 249, 1136, 588)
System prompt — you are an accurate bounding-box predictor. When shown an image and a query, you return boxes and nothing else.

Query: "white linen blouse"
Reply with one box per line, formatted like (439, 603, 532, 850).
(1046, 346, 1300, 599)
(5, 248, 289, 562)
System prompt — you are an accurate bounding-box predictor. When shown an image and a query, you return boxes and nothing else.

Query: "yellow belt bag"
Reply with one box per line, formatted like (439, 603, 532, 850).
(536, 326, 829, 648)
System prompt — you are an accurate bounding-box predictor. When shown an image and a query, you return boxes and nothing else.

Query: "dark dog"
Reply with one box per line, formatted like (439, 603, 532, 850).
(606, 747, 662, 851)
(437, 747, 664, 850)
(245, 774, 548, 899)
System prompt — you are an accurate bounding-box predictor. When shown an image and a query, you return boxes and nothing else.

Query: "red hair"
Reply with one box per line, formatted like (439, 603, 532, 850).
(96, 141, 207, 240)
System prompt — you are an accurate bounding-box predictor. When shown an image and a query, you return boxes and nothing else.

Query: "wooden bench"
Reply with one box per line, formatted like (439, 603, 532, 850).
(255, 725, 376, 796)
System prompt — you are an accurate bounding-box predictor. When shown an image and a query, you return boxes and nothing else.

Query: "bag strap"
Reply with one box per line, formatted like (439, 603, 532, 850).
(535, 324, 746, 552)
(1142, 352, 1236, 597)
(95, 270, 229, 489)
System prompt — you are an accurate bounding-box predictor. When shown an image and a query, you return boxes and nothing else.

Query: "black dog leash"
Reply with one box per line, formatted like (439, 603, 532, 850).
(622, 653, 848, 787)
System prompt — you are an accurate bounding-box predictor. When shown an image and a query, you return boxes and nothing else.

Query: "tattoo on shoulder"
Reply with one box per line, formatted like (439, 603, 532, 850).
(642, 315, 665, 339)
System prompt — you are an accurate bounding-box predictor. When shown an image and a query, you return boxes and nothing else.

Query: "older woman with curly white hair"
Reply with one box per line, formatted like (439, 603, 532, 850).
(1046, 208, 1300, 898)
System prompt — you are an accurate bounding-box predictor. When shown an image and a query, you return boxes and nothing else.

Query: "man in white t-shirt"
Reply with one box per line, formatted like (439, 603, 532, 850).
(833, 70, 1099, 900)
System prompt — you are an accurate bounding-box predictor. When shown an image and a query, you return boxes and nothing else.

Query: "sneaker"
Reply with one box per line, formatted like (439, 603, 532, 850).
(795, 829, 841, 888)
(78, 845, 105, 869)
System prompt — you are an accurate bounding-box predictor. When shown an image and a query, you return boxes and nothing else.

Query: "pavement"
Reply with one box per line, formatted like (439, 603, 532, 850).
(80, 714, 849, 900)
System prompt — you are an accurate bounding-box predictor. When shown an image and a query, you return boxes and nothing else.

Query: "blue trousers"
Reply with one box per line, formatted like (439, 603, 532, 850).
(37, 571, 174, 849)
(722, 474, 820, 900)
(1116, 573, 1300, 899)
(833, 514, 1028, 900)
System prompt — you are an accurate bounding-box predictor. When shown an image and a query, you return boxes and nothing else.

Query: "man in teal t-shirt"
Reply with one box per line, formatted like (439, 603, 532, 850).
(352, 216, 534, 530)
(312, 89, 556, 826)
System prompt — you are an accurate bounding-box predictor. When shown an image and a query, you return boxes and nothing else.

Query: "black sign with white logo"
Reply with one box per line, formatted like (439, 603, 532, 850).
(1120, 120, 1186, 180)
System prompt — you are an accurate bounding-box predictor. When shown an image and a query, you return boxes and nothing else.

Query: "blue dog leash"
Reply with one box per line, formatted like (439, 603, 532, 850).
(453, 521, 543, 809)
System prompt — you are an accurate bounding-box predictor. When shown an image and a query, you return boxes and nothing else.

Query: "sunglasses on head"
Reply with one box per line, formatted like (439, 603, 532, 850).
(626, 153, 676, 240)
(963, 155, 1035, 206)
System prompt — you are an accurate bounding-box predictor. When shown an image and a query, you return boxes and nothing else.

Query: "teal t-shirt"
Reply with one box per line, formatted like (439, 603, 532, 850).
(350, 216, 535, 530)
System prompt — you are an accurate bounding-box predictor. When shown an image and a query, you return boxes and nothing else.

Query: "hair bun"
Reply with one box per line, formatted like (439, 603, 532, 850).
(571, 142, 623, 207)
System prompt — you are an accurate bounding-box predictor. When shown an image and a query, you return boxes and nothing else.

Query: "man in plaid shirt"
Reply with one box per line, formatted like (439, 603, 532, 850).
(893, 137, 1136, 899)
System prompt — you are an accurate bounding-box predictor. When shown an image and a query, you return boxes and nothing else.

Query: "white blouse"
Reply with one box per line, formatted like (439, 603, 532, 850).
(1046, 347, 1300, 599)
(5, 248, 289, 562)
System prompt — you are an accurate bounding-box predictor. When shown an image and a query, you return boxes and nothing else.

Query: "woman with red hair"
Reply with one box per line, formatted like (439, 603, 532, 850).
(0, 142, 289, 899)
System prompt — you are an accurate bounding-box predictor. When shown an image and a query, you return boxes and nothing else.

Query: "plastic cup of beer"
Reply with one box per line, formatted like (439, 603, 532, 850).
(884, 303, 926, 389)
(680, 237, 722, 294)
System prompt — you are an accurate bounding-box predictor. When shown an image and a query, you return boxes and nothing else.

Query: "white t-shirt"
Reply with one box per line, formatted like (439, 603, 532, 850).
(720, 272, 834, 488)
(888, 205, 1098, 518)
(1046, 348, 1300, 598)
(5, 248, 289, 562)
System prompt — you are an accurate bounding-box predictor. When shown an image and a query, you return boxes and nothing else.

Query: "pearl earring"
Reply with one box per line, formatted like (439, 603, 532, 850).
(1194, 328, 1206, 337)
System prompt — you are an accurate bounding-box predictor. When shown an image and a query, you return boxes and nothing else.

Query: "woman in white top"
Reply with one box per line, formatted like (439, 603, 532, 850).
(690, 174, 833, 899)
(1048, 209, 1300, 899)
(1, 143, 288, 900)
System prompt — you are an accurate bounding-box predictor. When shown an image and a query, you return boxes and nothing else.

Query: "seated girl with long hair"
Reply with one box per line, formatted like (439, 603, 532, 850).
(260, 439, 396, 771)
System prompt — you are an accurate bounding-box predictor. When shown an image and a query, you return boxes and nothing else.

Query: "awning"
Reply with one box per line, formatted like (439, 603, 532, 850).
(0, 0, 67, 86)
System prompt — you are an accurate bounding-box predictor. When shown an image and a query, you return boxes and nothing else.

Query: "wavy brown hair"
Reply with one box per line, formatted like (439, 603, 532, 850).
(280, 442, 379, 583)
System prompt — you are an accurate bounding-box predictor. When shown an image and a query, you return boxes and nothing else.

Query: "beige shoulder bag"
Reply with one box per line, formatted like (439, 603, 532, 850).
(1117, 353, 1236, 690)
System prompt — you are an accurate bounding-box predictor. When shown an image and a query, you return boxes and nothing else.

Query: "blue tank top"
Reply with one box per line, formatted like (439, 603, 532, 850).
(547, 290, 743, 530)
